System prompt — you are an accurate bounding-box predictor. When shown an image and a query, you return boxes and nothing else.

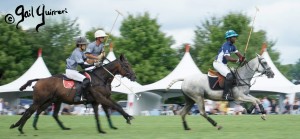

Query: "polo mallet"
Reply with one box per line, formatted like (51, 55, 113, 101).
(104, 9, 124, 47)
(244, 7, 259, 56)
(102, 67, 141, 100)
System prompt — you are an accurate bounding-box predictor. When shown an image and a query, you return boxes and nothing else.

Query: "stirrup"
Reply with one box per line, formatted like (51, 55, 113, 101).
(81, 96, 87, 102)
(223, 94, 234, 101)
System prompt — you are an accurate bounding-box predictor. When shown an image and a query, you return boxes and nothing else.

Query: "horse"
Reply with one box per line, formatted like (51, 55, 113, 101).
(10, 54, 136, 134)
(166, 54, 274, 130)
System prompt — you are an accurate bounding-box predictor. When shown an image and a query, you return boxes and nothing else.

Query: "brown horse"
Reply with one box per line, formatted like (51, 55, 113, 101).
(10, 54, 136, 134)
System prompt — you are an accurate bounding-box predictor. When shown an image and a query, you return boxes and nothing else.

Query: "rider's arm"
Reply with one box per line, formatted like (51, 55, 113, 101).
(224, 55, 239, 63)
(235, 51, 243, 59)
(78, 63, 94, 69)
(235, 52, 246, 62)
(85, 53, 99, 60)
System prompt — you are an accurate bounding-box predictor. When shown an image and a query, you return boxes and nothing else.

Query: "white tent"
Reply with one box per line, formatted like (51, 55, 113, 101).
(250, 49, 297, 94)
(137, 44, 202, 98)
(0, 49, 51, 93)
(0, 49, 51, 107)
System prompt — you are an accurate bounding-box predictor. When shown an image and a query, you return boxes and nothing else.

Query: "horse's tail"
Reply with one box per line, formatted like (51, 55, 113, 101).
(19, 79, 40, 91)
(166, 78, 184, 91)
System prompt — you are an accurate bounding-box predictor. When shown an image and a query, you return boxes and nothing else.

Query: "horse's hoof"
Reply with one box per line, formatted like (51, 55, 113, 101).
(126, 120, 131, 125)
(126, 116, 134, 124)
(33, 127, 38, 130)
(63, 127, 71, 130)
(10, 124, 16, 129)
(99, 130, 106, 134)
(18, 129, 24, 134)
(128, 115, 134, 120)
(217, 126, 223, 130)
(184, 127, 191, 130)
(261, 114, 267, 120)
(111, 127, 118, 130)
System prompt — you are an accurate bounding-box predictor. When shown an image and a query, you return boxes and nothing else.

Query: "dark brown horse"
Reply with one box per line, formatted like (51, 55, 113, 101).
(10, 54, 136, 134)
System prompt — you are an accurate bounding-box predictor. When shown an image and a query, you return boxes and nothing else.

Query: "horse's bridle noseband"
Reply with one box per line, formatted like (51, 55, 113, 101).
(235, 57, 272, 87)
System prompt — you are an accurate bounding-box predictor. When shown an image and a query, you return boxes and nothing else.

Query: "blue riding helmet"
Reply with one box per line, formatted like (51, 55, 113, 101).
(225, 30, 238, 39)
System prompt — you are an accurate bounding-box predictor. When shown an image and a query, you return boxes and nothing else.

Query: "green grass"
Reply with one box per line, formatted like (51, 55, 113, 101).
(1, 115, 300, 139)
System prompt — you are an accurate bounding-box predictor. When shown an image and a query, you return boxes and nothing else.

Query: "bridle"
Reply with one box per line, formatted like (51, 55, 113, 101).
(234, 57, 272, 87)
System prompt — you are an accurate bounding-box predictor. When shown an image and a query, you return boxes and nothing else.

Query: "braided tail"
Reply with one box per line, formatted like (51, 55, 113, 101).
(19, 79, 40, 91)
(166, 78, 184, 91)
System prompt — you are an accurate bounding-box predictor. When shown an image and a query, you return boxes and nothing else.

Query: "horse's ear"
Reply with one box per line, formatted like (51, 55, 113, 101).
(256, 53, 261, 57)
(120, 54, 125, 61)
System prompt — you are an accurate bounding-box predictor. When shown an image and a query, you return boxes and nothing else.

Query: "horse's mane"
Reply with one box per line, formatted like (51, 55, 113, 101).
(93, 58, 120, 73)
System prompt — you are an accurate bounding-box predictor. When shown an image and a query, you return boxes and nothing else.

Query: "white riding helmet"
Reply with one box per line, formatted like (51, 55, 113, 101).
(94, 30, 107, 38)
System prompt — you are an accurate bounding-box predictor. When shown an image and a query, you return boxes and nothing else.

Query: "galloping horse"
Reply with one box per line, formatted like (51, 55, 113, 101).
(166, 54, 274, 130)
(10, 54, 136, 134)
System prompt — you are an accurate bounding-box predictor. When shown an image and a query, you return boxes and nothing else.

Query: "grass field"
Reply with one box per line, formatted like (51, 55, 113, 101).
(1, 115, 300, 139)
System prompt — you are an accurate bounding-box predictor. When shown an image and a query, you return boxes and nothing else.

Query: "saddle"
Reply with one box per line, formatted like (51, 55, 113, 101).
(63, 72, 91, 89)
(207, 69, 225, 90)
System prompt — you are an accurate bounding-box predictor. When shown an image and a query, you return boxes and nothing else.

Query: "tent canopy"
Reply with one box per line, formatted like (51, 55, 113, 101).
(0, 49, 51, 93)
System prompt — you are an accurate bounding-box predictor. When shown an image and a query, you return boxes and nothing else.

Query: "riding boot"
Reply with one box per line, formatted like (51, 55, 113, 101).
(223, 74, 234, 101)
(80, 78, 90, 101)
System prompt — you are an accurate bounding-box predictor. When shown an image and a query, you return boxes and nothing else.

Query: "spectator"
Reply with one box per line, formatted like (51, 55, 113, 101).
(204, 100, 213, 115)
(219, 101, 228, 115)
(234, 104, 244, 115)
(282, 96, 291, 114)
(212, 102, 221, 115)
(61, 105, 71, 115)
(261, 97, 270, 114)
(291, 98, 299, 115)
(270, 99, 278, 114)
(0, 98, 3, 115)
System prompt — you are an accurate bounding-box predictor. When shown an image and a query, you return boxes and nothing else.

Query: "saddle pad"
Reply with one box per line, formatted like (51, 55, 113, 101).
(63, 72, 91, 89)
(63, 80, 76, 89)
(208, 76, 223, 90)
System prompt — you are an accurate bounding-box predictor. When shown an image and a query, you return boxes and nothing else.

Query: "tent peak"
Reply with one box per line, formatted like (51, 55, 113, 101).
(38, 48, 42, 57)
(109, 42, 114, 52)
(185, 44, 190, 52)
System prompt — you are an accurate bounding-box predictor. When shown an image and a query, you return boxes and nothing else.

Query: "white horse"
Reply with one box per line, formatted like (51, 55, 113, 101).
(166, 54, 274, 130)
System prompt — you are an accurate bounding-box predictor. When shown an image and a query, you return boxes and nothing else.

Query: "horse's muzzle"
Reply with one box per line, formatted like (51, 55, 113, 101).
(266, 70, 275, 78)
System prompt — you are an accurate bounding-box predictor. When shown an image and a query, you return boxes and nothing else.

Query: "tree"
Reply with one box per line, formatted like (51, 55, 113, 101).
(26, 17, 81, 74)
(0, 16, 35, 84)
(192, 12, 279, 73)
(288, 59, 300, 83)
(114, 12, 179, 84)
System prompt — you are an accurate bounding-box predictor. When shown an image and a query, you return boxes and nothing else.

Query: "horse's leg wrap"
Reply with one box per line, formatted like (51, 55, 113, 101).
(207, 117, 217, 127)
(33, 115, 39, 130)
(182, 121, 190, 130)
(247, 104, 255, 114)
(258, 104, 266, 114)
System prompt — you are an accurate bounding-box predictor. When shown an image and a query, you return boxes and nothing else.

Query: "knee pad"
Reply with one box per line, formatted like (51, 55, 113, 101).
(226, 73, 233, 81)
(82, 78, 90, 88)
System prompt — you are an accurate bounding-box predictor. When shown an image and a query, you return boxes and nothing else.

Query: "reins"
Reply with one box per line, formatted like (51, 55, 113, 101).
(234, 58, 266, 87)
(90, 58, 140, 100)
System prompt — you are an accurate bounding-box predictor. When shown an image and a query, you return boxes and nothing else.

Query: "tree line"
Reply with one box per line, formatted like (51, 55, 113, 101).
(0, 12, 299, 88)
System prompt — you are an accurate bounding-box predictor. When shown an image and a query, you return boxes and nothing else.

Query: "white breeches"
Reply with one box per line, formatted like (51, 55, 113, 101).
(65, 69, 85, 82)
(213, 61, 230, 77)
